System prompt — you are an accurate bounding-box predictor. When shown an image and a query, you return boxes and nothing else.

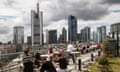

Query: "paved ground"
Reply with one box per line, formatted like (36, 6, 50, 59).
(67, 50, 100, 72)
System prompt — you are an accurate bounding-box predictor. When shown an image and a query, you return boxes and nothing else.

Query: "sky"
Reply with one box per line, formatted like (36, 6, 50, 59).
(0, 0, 120, 43)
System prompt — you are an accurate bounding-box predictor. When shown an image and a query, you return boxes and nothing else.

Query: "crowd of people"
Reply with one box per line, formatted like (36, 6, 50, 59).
(22, 41, 100, 72)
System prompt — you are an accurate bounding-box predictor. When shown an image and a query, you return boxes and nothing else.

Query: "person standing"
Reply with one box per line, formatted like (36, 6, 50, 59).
(34, 48, 41, 68)
(47, 45, 52, 54)
(48, 45, 53, 61)
(67, 40, 75, 64)
(23, 49, 33, 72)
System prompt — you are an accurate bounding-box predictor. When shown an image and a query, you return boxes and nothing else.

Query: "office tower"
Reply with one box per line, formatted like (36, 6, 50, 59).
(62, 27, 67, 43)
(68, 15, 77, 42)
(27, 36, 32, 47)
(92, 31, 97, 42)
(46, 29, 49, 44)
(81, 27, 91, 42)
(77, 33, 81, 41)
(97, 26, 106, 43)
(48, 30, 57, 44)
(13, 26, 24, 45)
(58, 34, 63, 43)
(31, 3, 43, 46)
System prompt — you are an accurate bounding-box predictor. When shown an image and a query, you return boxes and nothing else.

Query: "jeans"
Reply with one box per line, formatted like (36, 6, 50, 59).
(67, 53, 75, 64)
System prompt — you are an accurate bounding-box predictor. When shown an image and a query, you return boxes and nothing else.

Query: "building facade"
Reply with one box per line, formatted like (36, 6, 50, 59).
(111, 23, 120, 46)
(68, 15, 77, 42)
(92, 31, 97, 42)
(62, 28, 67, 43)
(46, 29, 49, 44)
(13, 26, 24, 45)
(97, 26, 106, 43)
(81, 27, 91, 42)
(27, 36, 32, 47)
(48, 30, 57, 44)
(31, 3, 43, 46)
(76, 33, 81, 41)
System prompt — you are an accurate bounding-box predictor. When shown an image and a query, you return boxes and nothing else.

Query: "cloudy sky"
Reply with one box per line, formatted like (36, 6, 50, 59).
(0, 0, 120, 43)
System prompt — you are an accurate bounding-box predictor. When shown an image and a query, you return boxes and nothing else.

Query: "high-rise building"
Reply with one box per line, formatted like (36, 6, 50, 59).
(46, 29, 49, 44)
(48, 30, 57, 44)
(62, 27, 67, 43)
(77, 33, 81, 41)
(97, 26, 106, 43)
(13, 26, 24, 45)
(31, 3, 43, 46)
(81, 27, 91, 42)
(68, 15, 77, 42)
(92, 31, 97, 42)
(58, 34, 63, 43)
(27, 36, 32, 47)
(58, 28, 67, 43)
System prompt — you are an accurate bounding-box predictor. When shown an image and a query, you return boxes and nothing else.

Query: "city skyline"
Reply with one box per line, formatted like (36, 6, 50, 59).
(0, 0, 120, 43)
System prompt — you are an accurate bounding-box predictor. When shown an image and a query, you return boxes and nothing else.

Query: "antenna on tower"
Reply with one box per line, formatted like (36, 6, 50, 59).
(37, 2, 39, 14)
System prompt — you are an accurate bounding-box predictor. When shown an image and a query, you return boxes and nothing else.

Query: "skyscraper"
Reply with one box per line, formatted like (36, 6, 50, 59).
(68, 15, 77, 42)
(76, 33, 81, 41)
(48, 30, 57, 44)
(92, 31, 97, 42)
(31, 3, 43, 46)
(13, 26, 24, 45)
(58, 34, 63, 43)
(27, 36, 32, 47)
(97, 26, 106, 43)
(62, 27, 67, 43)
(81, 27, 91, 42)
(46, 29, 49, 44)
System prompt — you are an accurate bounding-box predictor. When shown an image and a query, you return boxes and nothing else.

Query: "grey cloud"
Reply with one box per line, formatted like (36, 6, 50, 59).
(42, 0, 109, 25)
(16, 0, 110, 27)
(0, 26, 10, 34)
(2, 0, 112, 28)
(103, 0, 120, 4)
(3, 0, 17, 7)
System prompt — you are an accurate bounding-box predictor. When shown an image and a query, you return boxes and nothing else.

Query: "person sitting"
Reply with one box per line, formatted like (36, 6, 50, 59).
(40, 57, 57, 72)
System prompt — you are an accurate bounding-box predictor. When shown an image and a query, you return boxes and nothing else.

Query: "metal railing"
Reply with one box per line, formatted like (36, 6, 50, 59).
(0, 48, 48, 72)
(0, 63, 20, 72)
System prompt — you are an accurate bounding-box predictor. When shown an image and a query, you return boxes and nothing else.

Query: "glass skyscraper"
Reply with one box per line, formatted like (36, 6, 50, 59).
(97, 26, 106, 43)
(68, 15, 77, 42)
(48, 30, 57, 44)
(81, 27, 91, 42)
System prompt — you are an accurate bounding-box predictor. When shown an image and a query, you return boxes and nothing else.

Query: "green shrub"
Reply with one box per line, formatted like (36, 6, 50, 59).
(98, 56, 109, 66)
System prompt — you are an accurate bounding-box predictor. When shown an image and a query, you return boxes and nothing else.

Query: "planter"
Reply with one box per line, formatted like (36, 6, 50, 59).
(98, 65, 108, 72)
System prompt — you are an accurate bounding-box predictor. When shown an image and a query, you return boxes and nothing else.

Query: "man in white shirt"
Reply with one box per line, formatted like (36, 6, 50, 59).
(67, 40, 75, 64)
